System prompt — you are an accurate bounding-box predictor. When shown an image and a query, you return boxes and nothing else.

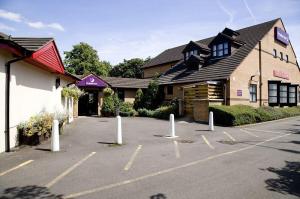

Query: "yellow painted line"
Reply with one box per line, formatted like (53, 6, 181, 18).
(240, 129, 259, 137)
(64, 133, 292, 199)
(45, 152, 96, 188)
(201, 135, 214, 149)
(174, 140, 180, 159)
(223, 131, 236, 141)
(124, 145, 142, 171)
(0, 160, 33, 177)
(243, 128, 283, 134)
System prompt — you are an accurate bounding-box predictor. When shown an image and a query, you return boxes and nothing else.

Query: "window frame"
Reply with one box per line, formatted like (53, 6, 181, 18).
(280, 52, 283, 60)
(212, 42, 230, 58)
(273, 49, 277, 58)
(286, 55, 289, 63)
(268, 81, 280, 106)
(249, 84, 257, 102)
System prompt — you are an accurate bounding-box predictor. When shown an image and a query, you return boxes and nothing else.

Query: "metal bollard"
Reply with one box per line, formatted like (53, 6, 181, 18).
(51, 120, 60, 152)
(209, 111, 214, 131)
(169, 114, 176, 137)
(117, 116, 122, 145)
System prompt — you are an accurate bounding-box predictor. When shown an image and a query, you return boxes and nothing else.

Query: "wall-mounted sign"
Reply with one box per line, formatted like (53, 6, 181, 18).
(237, 89, 242, 96)
(273, 70, 289, 80)
(275, 27, 289, 45)
(77, 74, 107, 87)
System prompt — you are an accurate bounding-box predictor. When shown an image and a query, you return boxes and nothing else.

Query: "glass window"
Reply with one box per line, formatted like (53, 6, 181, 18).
(268, 83, 278, 104)
(249, 84, 257, 102)
(286, 55, 289, 63)
(224, 42, 229, 55)
(273, 49, 277, 58)
(280, 85, 288, 103)
(167, 85, 173, 95)
(212, 43, 229, 57)
(280, 52, 283, 60)
(213, 45, 217, 57)
(194, 50, 198, 55)
(289, 86, 296, 104)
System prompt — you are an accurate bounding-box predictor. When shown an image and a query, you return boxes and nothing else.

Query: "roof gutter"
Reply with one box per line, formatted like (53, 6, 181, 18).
(5, 55, 29, 152)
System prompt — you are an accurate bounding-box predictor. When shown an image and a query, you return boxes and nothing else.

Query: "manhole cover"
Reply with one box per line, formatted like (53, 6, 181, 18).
(218, 140, 237, 145)
(177, 139, 194, 143)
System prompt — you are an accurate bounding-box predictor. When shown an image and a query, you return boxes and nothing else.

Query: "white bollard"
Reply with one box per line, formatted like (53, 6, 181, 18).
(117, 116, 122, 145)
(209, 111, 214, 131)
(169, 114, 176, 137)
(51, 120, 60, 152)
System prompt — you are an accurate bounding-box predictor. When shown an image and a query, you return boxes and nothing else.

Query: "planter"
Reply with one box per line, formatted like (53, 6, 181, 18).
(19, 132, 50, 146)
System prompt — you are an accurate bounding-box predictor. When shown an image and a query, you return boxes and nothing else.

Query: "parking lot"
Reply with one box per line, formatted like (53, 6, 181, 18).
(0, 116, 299, 199)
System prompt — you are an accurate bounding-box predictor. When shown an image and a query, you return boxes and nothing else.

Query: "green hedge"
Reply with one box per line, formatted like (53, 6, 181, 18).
(137, 105, 177, 120)
(209, 105, 300, 126)
(119, 102, 137, 117)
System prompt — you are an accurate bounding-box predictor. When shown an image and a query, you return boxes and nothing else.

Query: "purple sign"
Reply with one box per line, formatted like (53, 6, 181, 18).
(237, 90, 242, 97)
(275, 27, 289, 45)
(77, 74, 107, 88)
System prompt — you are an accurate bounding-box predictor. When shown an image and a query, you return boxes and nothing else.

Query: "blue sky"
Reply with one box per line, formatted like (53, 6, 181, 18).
(0, 0, 300, 65)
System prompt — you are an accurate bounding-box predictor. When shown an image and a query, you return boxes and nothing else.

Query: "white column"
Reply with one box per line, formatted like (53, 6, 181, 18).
(209, 111, 214, 131)
(169, 114, 176, 137)
(51, 120, 60, 152)
(117, 116, 122, 145)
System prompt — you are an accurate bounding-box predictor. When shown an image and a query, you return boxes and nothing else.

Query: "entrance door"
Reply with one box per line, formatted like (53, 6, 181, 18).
(78, 91, 99, 116)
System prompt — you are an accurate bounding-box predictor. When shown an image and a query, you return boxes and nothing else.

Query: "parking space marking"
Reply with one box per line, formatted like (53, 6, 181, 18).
(223, 131, 236, 141)
(201, 135, 215, 149)
(174, 140, 180, 158)
(243, 128, 284, 134)
(0, 160, 33, 177)
(45, 152, 96, 188)
(124, 145, 142, 171)
(240, 129, 259, 137)
(64, 133, 292, 199)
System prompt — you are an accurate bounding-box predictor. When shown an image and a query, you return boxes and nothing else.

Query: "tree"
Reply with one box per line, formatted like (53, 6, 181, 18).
(64, 42, 111, 76)
(110, 57, 151, 78)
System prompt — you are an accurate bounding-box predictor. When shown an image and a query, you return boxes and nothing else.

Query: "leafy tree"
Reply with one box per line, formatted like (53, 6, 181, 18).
(110, 57, 151, 78)
(64, 42, 111, 76)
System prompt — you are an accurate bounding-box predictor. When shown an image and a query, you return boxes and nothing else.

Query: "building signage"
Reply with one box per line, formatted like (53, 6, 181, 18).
(237, 89, 242, 96)
(273, 70, 289, 80)
(275, 27, 289, 45)
(77, 74, 107, 87)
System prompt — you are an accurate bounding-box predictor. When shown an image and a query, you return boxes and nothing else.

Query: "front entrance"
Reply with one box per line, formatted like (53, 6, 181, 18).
(79, 91, 99, 116)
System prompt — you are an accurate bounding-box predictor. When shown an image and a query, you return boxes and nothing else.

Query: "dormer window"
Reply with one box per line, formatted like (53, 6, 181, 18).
(212, 42, 229, 58)
(185, 50, 198, 60)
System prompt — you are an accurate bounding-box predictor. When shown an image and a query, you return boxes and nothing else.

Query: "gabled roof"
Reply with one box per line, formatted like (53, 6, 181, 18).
(11, 37, 53, 51)
(159, 18, 279, 85)
(143, 19, 279, 69)
(182, 41, 210, 53)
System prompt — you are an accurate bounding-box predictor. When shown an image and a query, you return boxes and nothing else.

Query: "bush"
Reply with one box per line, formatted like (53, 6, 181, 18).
(133, 88, 143, 110)
(119, 102, 137, 117)
(210, 105, 300, 126)
(137, 102, 178, 120)
(101, 88, 118, 117)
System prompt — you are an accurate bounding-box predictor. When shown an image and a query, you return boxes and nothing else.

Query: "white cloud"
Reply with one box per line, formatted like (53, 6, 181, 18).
(0, 23, 15, 31)
(0, 9, 22, 22)
(27, 21, 65, 31)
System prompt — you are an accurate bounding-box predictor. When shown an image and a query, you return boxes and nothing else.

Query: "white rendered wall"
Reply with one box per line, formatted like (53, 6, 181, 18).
(0, 51, 72, 153)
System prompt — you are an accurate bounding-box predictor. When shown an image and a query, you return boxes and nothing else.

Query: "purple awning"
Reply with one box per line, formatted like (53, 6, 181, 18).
(77, 74, 107, 88)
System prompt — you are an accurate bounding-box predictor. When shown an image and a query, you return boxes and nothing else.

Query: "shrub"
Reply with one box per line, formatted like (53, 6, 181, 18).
(137, 108, 155, 117)
(137, 102, 178, 120)
(133, 88, 143, 110)
(101, 88, 118, 117)
(210, 105, 300, 126)
(119, 102, 137, 117)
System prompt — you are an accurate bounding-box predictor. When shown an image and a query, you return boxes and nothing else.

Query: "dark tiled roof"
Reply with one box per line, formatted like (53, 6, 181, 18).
(101, 76, 151, 89)
(142, 37, 214, 68)
(11, 37, 53, 51)
(158, 19, 279, 85)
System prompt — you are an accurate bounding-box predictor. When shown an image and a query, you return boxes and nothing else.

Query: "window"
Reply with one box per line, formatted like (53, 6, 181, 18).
(286, 55, 289, 63)
(279, 85, 288, 104)
(117, 89, 125, 101)
(268, 83, 278, 104)
(249, 84, 257, 102)
(167, 85, 173, 95)
(280, 52, 283, 60)
(213, 42, 229, 57)
(212, 45, 217, 57)
(289, 86, 296, 104)
(273, 49, 277, 58)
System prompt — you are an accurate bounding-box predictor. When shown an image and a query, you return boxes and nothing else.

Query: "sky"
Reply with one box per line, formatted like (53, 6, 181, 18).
(0, 0, 300, 65)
